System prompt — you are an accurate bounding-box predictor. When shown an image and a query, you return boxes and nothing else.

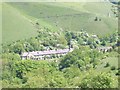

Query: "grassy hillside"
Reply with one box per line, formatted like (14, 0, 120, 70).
(2, 3, 38, 44)
(9, 2, 117, 35)
(2, 2, 118, 44)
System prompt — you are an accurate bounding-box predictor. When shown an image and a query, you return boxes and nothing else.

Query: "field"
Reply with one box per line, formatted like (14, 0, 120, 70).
(2, 3, 38, 44)
(2, 1, 118, 44)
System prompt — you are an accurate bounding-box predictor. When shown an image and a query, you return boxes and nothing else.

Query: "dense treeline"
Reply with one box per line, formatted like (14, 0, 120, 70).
(59, 47, 103, 70)
(2, 29, 118, 54)
(1, 47, 118, 88)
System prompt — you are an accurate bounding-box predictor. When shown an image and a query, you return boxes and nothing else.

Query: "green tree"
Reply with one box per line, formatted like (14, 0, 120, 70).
(58, 36, 67, 46)
(77, 38, 84, 45)
(87, 38, 93, 45)
(59, 47, 101, 70)
(28, 38, 39, 51)
(63, 66, 81, 79)
(101, 40, 106, 46)
(65, 31, 72, 45)
(79, 72, 114, 88)
(13, 43, 24, 54)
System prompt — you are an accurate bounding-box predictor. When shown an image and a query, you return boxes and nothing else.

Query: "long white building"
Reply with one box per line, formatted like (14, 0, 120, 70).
(21, 48, 74, 60)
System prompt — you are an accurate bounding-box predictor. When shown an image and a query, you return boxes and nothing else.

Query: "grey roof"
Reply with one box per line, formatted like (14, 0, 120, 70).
(21, 48, 73, 57)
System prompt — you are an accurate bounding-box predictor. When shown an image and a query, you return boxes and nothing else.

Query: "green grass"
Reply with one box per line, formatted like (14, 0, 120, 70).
(2, 3, 38, 44)
(2, 2, 118, 44)
(83, 2, 114, 16)
(9, 2, 117, 35)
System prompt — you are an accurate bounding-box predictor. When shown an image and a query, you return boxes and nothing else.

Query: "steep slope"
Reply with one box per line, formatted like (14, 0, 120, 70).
(2, 3, 38, 44)
(8, 2, 118, 36)
(2, 1, 118, 44)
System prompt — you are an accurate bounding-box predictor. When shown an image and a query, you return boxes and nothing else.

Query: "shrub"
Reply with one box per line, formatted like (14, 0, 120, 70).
(111, 66, 116, 70)
(104, 62, 110, 68)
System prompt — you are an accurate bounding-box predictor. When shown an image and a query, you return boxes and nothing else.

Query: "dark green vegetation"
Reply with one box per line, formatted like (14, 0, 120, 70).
(1, 47, 119, 88)
(1, 1, 119, 88)
(2, 29, 118, 55)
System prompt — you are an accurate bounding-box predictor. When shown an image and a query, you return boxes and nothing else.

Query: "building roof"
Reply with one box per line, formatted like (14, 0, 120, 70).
(21, 48, 73, 57)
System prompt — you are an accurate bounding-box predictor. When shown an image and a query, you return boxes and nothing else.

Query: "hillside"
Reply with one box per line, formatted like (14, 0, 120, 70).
(9, 2, 118, 33)
(2, 1, 118, 43)
(2, 3, 38, 44)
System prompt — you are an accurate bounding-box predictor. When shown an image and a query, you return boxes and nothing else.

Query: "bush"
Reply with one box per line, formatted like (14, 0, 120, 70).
(79, 72, 113, 88)
(104, 62, 110, 68)
(115, 72, 120, 76)
(111, 66, 116, 70)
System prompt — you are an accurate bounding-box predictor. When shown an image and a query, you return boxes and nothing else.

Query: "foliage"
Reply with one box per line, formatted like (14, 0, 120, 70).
(1, 50, 118, 88)
(59, 47, 102, 70)
(111, 66, 116, 70)
(63, 66, 81, 79)
(104, 62, 110, 68)
(79, 72, 114, 88)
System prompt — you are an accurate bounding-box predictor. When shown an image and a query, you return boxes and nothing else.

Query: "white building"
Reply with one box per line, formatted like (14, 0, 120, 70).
(21, 48, 74, 60)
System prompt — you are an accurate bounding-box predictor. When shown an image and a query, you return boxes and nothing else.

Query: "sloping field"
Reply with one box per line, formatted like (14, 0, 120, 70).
(9, 2, 118, 35)
(2, 1, 118, 44)
(2, 3, 38, 44)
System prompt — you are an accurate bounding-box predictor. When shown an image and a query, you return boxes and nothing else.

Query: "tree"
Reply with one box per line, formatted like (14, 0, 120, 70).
(70, 32, 76, 39)
(58, 36, 67, 46)
(79, 72, 114, 88)
(59, 47, 101, 70)
(63, 66, 81, 79)
(90, 44, 94, 49)
(101, 40, 106, 46)
(65, 31, 72, 45)
(87, 38, 93, 45)
(28, 38, 39, 51)
(13, 43, 24, 54)
(77, 38, 84, 45)
(94, 17, 98, 21)
(104, 62, 110, 67)
(48, 71, 67, 87)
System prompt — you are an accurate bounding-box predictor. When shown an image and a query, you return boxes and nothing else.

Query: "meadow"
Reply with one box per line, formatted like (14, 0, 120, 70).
(2, 3, 38, 44)
(2, 2, 118, 44)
